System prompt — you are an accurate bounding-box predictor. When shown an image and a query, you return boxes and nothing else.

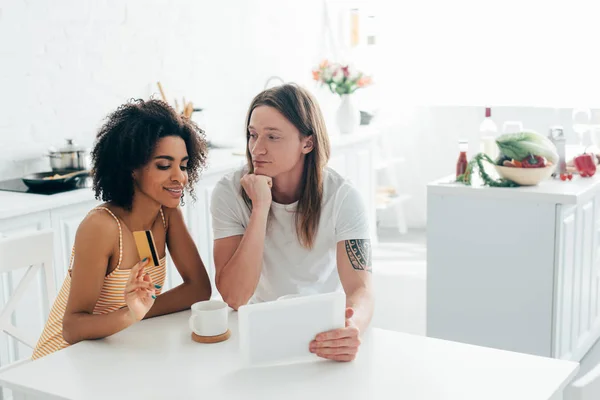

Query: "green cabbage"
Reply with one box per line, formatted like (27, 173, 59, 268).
(495, 130, 558, 164)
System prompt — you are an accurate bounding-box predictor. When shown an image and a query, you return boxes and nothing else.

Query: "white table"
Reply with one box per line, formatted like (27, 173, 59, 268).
(0, 310, 579, 400)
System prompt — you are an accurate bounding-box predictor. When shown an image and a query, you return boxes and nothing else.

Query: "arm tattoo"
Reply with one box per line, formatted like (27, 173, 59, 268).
(344, 239, 372, 273)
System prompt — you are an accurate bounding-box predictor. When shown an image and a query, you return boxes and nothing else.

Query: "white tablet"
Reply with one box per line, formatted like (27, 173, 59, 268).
(238, 291, 346, 366)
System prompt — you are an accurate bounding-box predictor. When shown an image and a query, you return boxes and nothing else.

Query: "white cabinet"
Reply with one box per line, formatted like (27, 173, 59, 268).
(191, 181, 218, 294)
(0, 212, 52, 237)
(165, 176, 219, 295)
(554, 198, 600, 361)
(427, 177, 600, 362)
(49, 200, 100, 286)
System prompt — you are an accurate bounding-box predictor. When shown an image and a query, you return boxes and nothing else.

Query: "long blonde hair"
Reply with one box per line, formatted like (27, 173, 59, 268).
(241, 84, 331, 249)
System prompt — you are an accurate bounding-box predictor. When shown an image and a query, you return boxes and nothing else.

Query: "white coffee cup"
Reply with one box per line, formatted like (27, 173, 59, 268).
(188, 300, 228, 337)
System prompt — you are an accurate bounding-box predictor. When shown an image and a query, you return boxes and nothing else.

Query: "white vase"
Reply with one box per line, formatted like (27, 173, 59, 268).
(336, 94, 360, 135)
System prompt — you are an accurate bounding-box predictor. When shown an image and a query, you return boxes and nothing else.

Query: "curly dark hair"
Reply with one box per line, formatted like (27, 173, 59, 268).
(91, 98, 208, 210)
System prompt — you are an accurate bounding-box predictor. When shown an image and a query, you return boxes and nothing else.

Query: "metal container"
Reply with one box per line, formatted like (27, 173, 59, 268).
(548, 126, 566, 177)
(48, 139, 89, 172)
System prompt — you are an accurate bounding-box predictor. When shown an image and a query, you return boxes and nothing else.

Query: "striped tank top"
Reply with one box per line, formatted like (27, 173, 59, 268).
(31, 207, 167, 360)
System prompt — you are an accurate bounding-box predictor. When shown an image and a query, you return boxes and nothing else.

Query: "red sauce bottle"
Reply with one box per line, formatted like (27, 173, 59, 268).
(456, 140, 469, 179)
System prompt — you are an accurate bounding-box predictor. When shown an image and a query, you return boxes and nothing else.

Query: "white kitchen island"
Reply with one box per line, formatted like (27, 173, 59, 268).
(427, 174, 600, 362)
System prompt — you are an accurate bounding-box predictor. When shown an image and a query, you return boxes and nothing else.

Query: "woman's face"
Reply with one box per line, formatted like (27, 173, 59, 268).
(134, 136, 189, 208)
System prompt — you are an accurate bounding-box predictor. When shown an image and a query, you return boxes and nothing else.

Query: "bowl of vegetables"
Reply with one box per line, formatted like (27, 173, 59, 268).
(494, 155, 556, 186)
(494, 131, 558, 186)
(457, 130, 560, 187)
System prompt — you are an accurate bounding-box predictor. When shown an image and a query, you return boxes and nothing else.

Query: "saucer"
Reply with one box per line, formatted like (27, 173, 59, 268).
(191, 329, 231, 344)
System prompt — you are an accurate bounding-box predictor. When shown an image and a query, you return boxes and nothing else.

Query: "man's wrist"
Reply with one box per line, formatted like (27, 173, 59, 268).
(251, 205, 270, 218)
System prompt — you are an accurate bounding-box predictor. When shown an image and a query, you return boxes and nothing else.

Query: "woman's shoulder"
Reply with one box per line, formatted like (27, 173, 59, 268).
(76, 205, 121, 241)
(68, 206, 122, 265)
(161, 205, 181, 227)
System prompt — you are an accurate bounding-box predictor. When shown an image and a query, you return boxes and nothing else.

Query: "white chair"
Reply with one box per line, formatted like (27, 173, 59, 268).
(565, 363, 600, 400)
(0, 230, 55, 400)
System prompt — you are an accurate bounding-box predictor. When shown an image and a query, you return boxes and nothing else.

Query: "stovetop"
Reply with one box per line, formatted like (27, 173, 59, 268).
(0, 177, 92, 195)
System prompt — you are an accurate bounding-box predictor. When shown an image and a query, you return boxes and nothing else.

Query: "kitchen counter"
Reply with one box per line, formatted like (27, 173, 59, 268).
(0, 148, 245, 221)
(0, 187, 97, 221)
(429, 144, 600, 205)
(428, 174, 600, 205)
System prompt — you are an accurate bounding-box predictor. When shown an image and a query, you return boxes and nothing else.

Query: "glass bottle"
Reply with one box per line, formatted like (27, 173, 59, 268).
(480, 107, 498, 159)
(456, 140, 469, 179)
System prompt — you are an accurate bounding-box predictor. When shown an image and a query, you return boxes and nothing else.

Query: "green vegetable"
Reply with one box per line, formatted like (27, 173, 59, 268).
(495, 153, 511, 166)
(495, 131, 558, 164)
(456, 153, 520, 187)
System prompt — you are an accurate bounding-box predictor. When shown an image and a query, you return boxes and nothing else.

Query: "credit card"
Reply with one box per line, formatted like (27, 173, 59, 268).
(132, 230, 160, 267)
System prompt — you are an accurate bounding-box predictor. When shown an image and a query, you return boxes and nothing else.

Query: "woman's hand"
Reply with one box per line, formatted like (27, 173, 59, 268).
(124, 258, 157, 322)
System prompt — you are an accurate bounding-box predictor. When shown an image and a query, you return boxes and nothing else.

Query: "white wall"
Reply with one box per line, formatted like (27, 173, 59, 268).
(371, 0, 600, 107)
(0, 0, 329, 180)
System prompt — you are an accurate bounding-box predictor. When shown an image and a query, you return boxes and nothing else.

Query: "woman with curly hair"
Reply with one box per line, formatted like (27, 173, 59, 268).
(31, 99, 212, 360)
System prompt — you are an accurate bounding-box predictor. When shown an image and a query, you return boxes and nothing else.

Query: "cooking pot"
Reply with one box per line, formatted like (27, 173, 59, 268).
(48, 139, 90, 172)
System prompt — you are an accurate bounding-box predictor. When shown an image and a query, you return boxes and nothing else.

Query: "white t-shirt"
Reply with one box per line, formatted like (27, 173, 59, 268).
(210, 166, 370, 303)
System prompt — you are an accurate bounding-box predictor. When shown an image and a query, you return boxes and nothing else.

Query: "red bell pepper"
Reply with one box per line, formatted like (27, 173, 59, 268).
(574, 153, 597, 177)
(521, 154, 546, 168)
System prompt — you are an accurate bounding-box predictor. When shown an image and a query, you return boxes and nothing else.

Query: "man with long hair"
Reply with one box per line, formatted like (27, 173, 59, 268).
(211, 84, 373, 362)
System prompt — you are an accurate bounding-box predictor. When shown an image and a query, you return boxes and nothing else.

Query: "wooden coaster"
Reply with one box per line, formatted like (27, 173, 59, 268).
(191, 329, 231, 344)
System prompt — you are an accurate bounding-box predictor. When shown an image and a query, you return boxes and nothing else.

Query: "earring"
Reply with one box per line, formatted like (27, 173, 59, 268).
(180, 191, 185, 207)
